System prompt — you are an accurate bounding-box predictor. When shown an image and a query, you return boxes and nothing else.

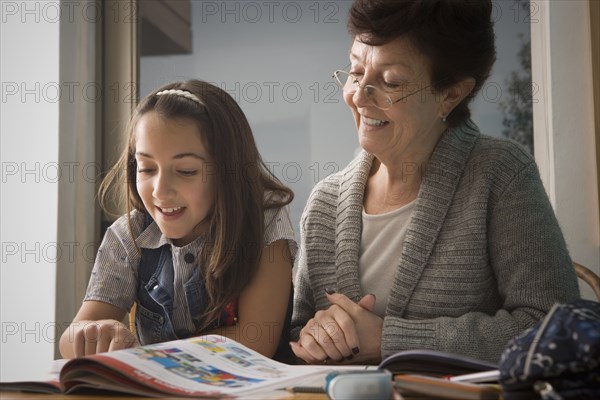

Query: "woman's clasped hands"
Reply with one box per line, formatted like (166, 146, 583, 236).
(290, 290, 383, 364)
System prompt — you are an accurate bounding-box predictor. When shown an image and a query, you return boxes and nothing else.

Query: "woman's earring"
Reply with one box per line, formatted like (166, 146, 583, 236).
(441, 115, 447, 123)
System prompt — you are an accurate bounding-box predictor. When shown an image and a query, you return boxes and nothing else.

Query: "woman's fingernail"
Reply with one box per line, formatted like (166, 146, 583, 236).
(325, 287, 336, 295)
(352, 347, 360, 354)
(360, 293, 376, 302)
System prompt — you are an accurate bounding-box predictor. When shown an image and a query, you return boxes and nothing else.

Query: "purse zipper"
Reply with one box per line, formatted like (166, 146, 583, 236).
(522, 303, 560, 378)
(534, 381, 563, 400)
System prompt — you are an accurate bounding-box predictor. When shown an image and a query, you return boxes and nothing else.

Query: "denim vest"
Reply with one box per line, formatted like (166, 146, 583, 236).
(134, 215, 237, 345)
(134, 214, 294, 362)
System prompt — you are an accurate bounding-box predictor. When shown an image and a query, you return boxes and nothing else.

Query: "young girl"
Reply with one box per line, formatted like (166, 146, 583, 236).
(59, 80, 296, 360)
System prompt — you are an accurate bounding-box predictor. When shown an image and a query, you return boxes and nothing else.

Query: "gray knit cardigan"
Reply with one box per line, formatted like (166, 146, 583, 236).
(291, 120, 580, 363)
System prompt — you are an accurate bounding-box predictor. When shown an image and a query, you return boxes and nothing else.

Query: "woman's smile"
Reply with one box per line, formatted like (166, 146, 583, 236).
(361, 115, 389, 128)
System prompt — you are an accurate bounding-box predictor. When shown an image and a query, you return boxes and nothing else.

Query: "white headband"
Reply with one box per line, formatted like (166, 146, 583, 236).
(155, 89, 204, 106)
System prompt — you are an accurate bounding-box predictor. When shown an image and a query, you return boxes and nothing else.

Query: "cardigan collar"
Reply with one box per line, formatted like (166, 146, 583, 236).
(334, 120, 480, 314)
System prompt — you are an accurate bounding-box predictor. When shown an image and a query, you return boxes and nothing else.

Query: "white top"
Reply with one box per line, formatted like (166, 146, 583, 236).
(359, 200, 416, 317)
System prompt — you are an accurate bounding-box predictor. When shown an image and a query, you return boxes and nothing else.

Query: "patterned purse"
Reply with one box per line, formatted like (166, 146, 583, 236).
(499, 299, 600, 399)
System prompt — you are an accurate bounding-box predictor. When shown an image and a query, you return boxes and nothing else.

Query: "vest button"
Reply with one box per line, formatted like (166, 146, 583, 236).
(184, 253, 195, 263)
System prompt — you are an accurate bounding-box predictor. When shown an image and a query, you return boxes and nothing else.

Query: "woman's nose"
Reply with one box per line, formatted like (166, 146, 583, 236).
(352, 84, 371, 108)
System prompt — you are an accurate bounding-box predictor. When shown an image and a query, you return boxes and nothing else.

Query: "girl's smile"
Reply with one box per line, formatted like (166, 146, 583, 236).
(156, 205, 185, 218)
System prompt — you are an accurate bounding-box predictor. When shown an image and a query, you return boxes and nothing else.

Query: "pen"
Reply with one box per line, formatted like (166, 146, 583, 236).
(449, 370, 500, 383)
(286, 386, 326, 394)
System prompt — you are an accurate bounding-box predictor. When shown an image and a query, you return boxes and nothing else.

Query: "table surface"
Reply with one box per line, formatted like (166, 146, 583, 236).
(0, 392, 326, 400)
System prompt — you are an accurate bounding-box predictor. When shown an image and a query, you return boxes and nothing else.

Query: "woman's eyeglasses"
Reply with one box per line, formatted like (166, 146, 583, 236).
(332, 70, 436, 111)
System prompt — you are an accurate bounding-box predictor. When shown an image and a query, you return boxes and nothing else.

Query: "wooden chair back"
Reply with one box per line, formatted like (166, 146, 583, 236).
(574, 262, 600, 301)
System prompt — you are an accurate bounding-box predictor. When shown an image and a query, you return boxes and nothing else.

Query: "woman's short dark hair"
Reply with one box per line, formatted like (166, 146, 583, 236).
(348, 0, 496, 127)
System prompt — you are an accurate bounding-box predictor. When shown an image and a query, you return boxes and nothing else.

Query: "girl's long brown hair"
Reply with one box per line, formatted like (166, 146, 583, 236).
(99, 80, 293, 331)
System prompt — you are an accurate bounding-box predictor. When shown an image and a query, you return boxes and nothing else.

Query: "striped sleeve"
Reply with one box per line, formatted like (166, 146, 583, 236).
(264, 205, 298, 261)
(83, 214, 141, 312)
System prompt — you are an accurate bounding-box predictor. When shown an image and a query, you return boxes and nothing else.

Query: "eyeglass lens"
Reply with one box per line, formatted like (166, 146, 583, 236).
(334, 71, 392, 109)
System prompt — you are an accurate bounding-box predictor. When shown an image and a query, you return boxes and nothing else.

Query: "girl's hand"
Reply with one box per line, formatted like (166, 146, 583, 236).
(59, 300, 137, 359)
(71, 319, 139, 357)
(290, 292, 383, 364)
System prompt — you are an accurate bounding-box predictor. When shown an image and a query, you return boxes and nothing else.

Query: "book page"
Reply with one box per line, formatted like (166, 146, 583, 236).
(0, 359, 68, 394)
(64, 335, 329, 397)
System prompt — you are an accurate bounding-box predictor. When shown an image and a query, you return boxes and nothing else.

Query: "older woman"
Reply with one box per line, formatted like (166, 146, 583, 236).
(290, 0, 579, 364)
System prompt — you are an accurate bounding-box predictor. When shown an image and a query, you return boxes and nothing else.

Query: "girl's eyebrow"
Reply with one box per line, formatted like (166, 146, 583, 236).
(135, 151, 207, 161)
(173, 152, 207, 161)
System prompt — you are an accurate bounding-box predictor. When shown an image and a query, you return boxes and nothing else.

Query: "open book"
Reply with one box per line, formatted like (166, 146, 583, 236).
(379, 348, 498, 377)
(0, 335, 343, 398)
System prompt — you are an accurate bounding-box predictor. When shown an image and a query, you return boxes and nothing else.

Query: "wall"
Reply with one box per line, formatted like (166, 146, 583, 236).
(54, 0, 100, 359)
(531, 0, 600, 299)
(1, 0, 60, 381)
